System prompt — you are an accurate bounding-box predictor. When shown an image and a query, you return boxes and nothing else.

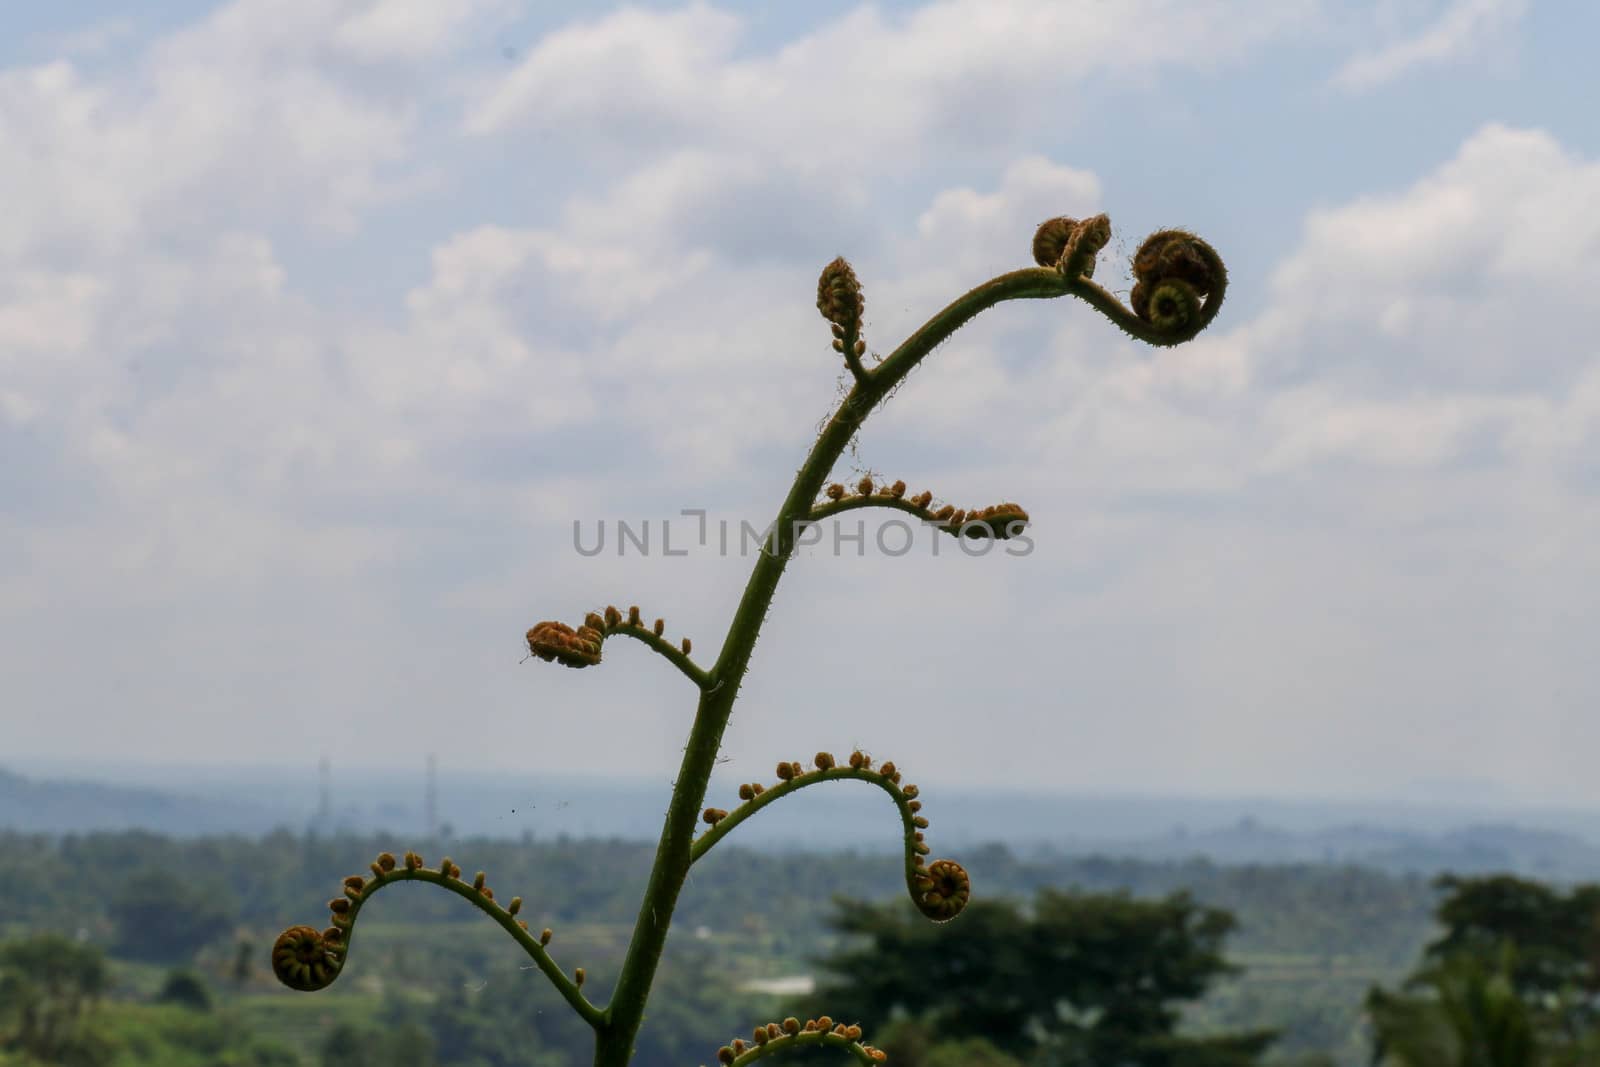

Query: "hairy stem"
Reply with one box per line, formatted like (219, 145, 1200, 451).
(592, 265, 1075, 1067)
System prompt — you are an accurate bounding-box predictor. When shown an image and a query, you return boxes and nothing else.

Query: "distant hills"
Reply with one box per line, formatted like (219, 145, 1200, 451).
(4, 762, 1600, 881)
(0, 764, 286, 836)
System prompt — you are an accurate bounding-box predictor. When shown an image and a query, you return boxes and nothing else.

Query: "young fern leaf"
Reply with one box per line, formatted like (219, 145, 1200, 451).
(810, 478, 1030, 540)
(271, 851, 603, 1026)
(273, 215, 1225, 1067)
(708, 1017, 885, 1066)
(691, 753, 969, 924)
(527, 605, 710, 688)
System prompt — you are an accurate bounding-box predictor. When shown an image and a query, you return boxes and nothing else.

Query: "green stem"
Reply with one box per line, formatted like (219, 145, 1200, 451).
(602, 623, 712, 689)
(591, 265, 1077, 1067)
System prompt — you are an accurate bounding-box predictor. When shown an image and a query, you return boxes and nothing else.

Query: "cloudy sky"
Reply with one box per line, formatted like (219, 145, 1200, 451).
(3, 0, 1597, 810)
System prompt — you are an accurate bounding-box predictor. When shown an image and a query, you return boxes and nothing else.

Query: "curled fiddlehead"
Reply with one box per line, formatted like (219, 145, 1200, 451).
(819, 257, 871, 382)
(1029, 215, 1227, 347)
(808, 477, 1029, 541)
(271, 850, 603, 1026)
(692, 751, 969, 925)
(705, 1016, 888, 1066)
(527, 604, 710, 688)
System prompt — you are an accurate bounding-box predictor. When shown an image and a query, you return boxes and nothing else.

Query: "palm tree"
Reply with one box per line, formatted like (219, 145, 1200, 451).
(1367, 943, 1538, 1067)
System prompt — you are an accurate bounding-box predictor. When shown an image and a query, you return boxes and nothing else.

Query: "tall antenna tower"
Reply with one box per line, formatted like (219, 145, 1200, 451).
(424, 753, 438, 840)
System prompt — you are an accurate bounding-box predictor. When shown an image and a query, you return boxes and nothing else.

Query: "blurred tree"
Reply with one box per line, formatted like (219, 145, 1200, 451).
(320, 1019, 437, 1067)
(0, 933, 113, 1066)
(1367, 874, 1600, 1066)
(798, 888, 1276, 1066)
(231, 937, 255, 989)
(155, 968, 213, 1011)
(107, 869, 236, 964)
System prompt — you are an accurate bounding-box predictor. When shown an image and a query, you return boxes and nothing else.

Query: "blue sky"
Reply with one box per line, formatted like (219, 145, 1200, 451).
(3, 0, 1599, 809)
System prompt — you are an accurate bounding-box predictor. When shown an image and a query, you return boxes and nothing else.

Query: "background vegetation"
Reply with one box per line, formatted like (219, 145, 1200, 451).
(6, 828, 1593, 1065)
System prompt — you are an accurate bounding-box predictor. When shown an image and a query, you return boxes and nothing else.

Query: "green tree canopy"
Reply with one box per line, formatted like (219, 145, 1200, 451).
(0, 933, 112, 1066)
(107, 869, 237, 964)
(799, 887, 1276, 1067)
(1367, 874, 1600, 1067)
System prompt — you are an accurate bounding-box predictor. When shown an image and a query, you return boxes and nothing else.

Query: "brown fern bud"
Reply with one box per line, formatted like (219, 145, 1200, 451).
(887, 481, 906, 499)
(1032, 216, 1078, 267)
(681, 636, 692, 655)
(404, 851, 421, 871)
(653, 618, 664, 636)
(766, 1023, 782, 1039)
(273, 925, 342, 992)
(703, 807, 728, 825)
(957, 503, 1030, 540)
(527, 620, 604, 668)
(1130, 228, 1217, 330)
(585, 611, 605, 630)
(540, 928, 552, 946)
(328, 898, 351, 915)
(480, 886, 494, 901)
(439, 858, 455, 879)
(825, 483, 845, 500)
(908, 799, 921, 812)
(575, 967, 585, 987)
(817, 1015, 833, 1031)
(750, 782, 764, 796)
(718, 1047, 736, 1065)
(343, 883, 363, 901)
(782, 1018, 801, 1035)
(913, 815, 929, 828)
(817, 257, 864, 333)
(376, 852, 396, 872)
(879, 761, 897, 779)
(604, 605, 621, 627)
(732, 1039, 747, 1055)
(517, 919, 529, 930)
(473, 871, 486, 891)
(628, 605, 641, 626)
(754, 1026, 771, 1045)
(1062, 213, 1111, 277)
(777, 762, 796, 781)
(903, 784, 919, 798)
(509, 897, 522, 915)
(911, 491, 933, 509)
(845, 1025, 862, 1040)
(849, 750, 869, 770)
(738, 783, 755, 801)
(814, 752, 836, 770)
(342, 875, 365, 893)
(857, 476, 873, 496)
(913, 858, 970, 922)
(868, 1049, 887, 1062)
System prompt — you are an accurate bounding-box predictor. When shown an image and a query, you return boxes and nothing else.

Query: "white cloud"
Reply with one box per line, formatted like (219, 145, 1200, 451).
(6, 1, 1600, 808)
(467, 0, 1318, 165)
(1330, 0, 1528, 92)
